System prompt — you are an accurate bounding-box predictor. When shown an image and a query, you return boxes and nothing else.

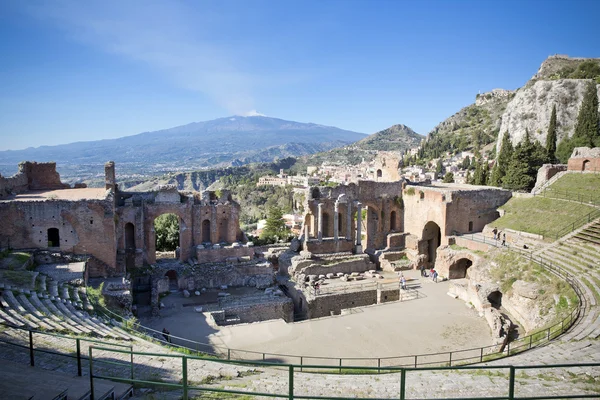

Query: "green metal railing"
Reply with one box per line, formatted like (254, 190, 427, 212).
(0, 325, 132, 376)
(88, 344, 600, 400)
(536, 187, 600, 207)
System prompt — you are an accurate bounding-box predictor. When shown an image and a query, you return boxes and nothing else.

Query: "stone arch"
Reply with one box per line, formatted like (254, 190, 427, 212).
(376, 169, 383, 179)
(218, 216, 229, 243)
(144, 205, 191, 264)
(422, 221, 441, 265)
(487, 290, 502, 309)
(202, 219, 211, 243)
(154, 213, 180, 260)
(448, 257, 473, 279)
(322, 212, 330, 237)
(311, 188, 320, 199)
(338, 212, 343, 235)
(165, 269, 178, 290)
(125, 222, 135, 250)
(390, 210, 397, 231)
(583, 159, 591, 171)
(47, 228, 60, 248)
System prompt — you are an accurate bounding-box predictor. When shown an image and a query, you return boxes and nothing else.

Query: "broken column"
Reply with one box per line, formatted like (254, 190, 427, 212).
(355, 202, 363, 253)
(317, 203, 324, 241)
(333, 201, 339, 241)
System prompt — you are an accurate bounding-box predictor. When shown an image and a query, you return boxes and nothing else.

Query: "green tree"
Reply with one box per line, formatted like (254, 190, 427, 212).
(461, 155, 471, 170)
(573, 81, 600, 146)
(556, 82, 599, 162)
(261, 206, 289, 241)
(442, 172, 455, 183)
(490, 132, 513, 186)
(502, 130, 547, 191)
(435, 159, 443, 176)
(472, 158, 488, 185)
(154, 214, 179, 251)
(546, 104, 558, 162)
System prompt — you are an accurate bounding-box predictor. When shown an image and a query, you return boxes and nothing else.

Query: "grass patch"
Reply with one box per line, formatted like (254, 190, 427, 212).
(0, 270, 36, 288)
(495, 197, 596, 239)
(546, 173, 600, 202)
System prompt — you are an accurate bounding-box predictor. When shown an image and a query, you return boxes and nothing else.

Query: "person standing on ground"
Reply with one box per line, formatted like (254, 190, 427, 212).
(502, 232, 506, 247)
(400, 274, 406, 290)
(433, 270, 438, 283)
(492, 227, 498, 240)
(162, 327, 171, 343)
(420, 265, 425, 277)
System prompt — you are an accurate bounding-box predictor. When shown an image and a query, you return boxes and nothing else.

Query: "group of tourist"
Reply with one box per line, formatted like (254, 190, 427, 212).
(417, 265, 439, 282)
(492, 227, 507, 246)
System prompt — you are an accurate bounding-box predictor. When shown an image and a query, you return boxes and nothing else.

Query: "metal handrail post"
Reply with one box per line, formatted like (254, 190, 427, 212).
(76, 338, 82, 376)
(89, 347, 95, 400)
(289, 365, 294, 400)
(29, 330, 34, 367)
(182, 356, 188, 400)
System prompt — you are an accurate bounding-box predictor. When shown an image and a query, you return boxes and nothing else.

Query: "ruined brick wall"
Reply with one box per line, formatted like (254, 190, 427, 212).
(303, 180, 404, 251)
(307, 290, 377, 319)
(0, 197, 117, 272)
(403, 185, 512, 244)
(0, 170, 28, 199)
(0, 161, 69, 199)
(567, 147, 600, 171)
(218, 298, 294, 324)
(304, 238, 354, 253)
(21, 162, 70, 191)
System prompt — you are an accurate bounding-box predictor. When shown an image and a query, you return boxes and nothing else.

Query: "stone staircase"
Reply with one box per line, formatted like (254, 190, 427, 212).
(0, 275, 131, 341)
(533, 218, 600, 340)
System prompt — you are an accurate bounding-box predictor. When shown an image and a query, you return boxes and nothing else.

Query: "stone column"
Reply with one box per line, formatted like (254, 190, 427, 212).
(317, 203, 324, 241)
(333, 201, 339, 241)
(355, 202, 363, 252)
(304, 225, 310, 250)
(346, 202, 352, 240)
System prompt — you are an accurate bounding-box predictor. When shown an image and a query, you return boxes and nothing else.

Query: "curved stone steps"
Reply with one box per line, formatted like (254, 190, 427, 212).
(29, 293, 81, 334)
(53, 300, 105, 338)
(29, 293, 62, 323)
(17, 294, 65, 332)
(542, 248, 600, 284)
(63, 302, 120, 340)
(536, 252, 598, 307)
(543, 245, 600, 274)
(42, 298, 89, 335)
(3, 291, 53, 331)
(0, 307, 25, 328)
(0, 295, 38, 329)
(558, 243, 600, 266)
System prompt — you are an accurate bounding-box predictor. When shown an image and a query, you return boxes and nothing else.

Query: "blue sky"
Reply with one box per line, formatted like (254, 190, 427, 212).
(0, 0, 599, 151)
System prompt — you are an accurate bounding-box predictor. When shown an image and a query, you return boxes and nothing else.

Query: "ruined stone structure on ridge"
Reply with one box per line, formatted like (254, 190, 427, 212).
(567, 147, 600, 171)
(0, 161, 245, 278)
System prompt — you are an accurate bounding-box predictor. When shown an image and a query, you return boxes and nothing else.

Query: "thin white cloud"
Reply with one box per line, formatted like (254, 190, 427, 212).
(24, 0, 261, 114)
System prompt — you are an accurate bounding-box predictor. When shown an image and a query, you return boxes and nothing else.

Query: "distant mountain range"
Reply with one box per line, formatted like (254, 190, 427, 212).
(0, 116, 366, 180)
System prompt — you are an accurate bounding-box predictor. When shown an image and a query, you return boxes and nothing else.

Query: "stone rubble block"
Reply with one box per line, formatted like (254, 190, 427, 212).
(218, 292, 231, 297)
(183, 290, 190, 298)
(220, 285, 228, 290)
(194, 291, 201, 296)
(194, 306, 203, 313)
(326, 273, 335, 279)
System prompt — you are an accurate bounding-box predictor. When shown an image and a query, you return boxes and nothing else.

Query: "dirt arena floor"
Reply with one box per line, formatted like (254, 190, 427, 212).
(141, 269, 493, 363)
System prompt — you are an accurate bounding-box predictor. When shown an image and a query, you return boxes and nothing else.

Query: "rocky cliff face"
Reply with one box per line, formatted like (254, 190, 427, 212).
(496, 79, 600, 150)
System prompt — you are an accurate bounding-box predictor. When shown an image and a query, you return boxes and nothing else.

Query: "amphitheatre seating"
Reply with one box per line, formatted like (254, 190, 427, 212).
(573, 220, 600, 245)
(0, 271, 131, 340)
(535, 218, 600, 340)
